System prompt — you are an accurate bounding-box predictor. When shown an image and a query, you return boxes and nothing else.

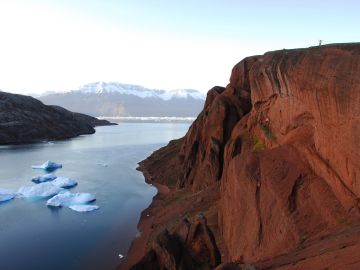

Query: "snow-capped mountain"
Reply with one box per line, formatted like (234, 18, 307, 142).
(39, 82, 206, 118)
(77, 82, 205, 101)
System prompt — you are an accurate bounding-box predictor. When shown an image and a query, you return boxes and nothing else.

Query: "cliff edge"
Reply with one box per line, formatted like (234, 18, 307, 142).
(123, 43, 360, 269)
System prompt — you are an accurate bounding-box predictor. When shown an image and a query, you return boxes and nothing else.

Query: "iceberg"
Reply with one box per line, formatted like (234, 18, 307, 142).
(0, 194, 14, 203)
(32, 173, 57, 183)
(68, 205, 99, 212)
(51, 177, 77, 188)
(96, 163, 108, 167)
(46, 192, 96, 207)
(0, 188, 16, 203)
(32, 160, 62, 171)
(18, 182, 63, 198)
(31, 174, 77, 188)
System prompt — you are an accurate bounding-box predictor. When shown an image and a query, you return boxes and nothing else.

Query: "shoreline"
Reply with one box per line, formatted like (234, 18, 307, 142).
(117, 164, 171, 270)
(0, 122, 116, 146)
(117, 161, 223, 269)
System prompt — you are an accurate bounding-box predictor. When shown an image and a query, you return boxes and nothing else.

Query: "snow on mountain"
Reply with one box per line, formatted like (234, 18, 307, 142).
(39, 81, 206, 117)
(74, 82, 205, 100)
(159, 89, 205, 101)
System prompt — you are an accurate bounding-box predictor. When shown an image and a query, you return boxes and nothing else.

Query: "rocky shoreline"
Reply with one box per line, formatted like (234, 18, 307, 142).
(118, 161, 222, 270)
(117, 164, 171, 270)
(0, 91, 116, 145)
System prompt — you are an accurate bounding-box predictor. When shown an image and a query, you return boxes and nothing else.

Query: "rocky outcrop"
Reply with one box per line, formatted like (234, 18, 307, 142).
(127, 43, 360, 269)
(138, 138, 184, 188)
(130, 216, 221, 270)
(220, 43, 360, 263)
(0, 91, 115, 144)
(177, 85, 252, 191)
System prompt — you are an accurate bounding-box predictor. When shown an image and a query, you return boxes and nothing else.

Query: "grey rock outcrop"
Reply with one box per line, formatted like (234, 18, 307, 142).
(0, 91, 114, 144)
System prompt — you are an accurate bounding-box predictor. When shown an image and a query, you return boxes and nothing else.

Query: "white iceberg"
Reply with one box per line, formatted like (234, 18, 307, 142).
(32, 160, 62, 171)
(18, 182, 63, 198)
(32, 173, 57, 183)
(46, 192, 96, 207)
(51, 177, 77, 188)
(96, 163, 108, 167)
(0, 188, 16, 203)
(68, 205, 99, 212)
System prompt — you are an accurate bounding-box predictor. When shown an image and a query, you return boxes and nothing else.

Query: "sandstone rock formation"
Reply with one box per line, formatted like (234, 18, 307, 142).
(126, 43, 360, 269)
(0, 91, 115, 144)
(130, 216, 221, 270)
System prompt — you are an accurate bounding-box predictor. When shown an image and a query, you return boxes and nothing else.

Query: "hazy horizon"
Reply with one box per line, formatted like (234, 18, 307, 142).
(0, 0, 358, 94)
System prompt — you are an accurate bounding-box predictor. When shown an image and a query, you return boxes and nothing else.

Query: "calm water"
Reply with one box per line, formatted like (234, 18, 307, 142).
(0, 123, 190, 270)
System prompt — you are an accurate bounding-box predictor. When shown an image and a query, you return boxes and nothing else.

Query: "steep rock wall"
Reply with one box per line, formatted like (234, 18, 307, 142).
(221, 44, 360, 262)
(130, 43, 360, 269)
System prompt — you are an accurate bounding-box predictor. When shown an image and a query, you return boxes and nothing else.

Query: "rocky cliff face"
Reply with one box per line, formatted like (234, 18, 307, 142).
(220, 43, 360, 263)
(131, 215, 221, 270)
(128, 43, 360, 269)
(0, 91, 114, 144)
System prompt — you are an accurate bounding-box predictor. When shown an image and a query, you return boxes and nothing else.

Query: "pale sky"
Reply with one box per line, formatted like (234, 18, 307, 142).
(0, 0, 358, 94)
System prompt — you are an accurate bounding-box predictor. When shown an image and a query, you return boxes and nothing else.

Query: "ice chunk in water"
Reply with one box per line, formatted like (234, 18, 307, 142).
(96, 163, 108, 167)
(51, 177, 77, 188)
(32, 173, 57, 183)
(32, 160, 62, 171)
(68, 205, 99, 212)
(0, 189, 15, 203)
(18, 182, 63, 198)
(46, 192, 96, 207)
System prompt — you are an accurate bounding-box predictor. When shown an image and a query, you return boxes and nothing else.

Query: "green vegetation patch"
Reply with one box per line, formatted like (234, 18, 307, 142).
(253, 136, 266, 151)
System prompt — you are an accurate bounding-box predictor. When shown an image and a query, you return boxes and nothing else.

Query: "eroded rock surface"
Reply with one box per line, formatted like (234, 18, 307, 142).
(127, 43, 360, 269)
(130, 216, 221, 270)
(220, 43, 360, 263)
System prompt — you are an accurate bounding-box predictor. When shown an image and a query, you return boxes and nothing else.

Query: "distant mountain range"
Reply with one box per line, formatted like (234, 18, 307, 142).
(39, 82, 206, 117)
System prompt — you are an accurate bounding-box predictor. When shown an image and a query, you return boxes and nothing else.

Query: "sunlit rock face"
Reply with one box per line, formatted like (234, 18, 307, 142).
(131, 43, 360, 269)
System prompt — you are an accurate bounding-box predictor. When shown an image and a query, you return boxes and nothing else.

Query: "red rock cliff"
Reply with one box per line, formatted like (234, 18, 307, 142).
(220, 43, 360, 263)
(127, 43, 360, 269)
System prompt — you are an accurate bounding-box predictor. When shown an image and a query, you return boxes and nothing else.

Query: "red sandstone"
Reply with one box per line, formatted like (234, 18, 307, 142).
(119, 43, 360, 269)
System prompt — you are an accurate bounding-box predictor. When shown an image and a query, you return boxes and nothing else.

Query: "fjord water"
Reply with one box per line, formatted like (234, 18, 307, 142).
(0, 123, 190, 270)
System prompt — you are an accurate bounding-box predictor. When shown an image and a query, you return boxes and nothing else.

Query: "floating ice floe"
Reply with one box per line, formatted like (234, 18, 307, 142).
(32, 173, 57, 183)
(18, 182, 63, 198)
(2, 159, 100, 213)
(32, 161, 62, 171)
(96, 163, 108, 167)
(68, 205, 99, 212)
(0, 188, 16, 203)
(51, 177, 77, 188)
(46, 192, 96, 207)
